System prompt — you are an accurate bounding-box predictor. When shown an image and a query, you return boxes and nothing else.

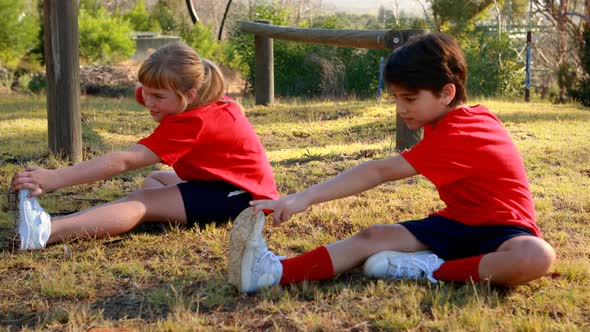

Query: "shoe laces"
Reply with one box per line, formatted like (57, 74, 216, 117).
(252, 242, 284, 286)
(388, 254, 441, 283)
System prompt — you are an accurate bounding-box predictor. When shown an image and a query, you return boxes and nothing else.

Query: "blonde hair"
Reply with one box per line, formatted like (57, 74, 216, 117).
(138, 41, 226, 110)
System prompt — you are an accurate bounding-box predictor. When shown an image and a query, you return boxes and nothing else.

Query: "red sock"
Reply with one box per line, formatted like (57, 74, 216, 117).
(433, 254, 484, 282)
(280, 246, 334, 285)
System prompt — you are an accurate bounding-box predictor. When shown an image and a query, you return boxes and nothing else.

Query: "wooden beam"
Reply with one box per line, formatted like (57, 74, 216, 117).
(43, 0, 82, 162)
(240, 21, 421, 50)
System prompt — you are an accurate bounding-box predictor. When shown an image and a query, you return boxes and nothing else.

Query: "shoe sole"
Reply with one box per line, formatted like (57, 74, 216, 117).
(228, 207, 265, 291)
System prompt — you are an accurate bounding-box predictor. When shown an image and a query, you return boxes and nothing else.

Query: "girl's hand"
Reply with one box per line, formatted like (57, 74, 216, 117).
(250, 193, 310, 226)
(12, 166, 57, 197)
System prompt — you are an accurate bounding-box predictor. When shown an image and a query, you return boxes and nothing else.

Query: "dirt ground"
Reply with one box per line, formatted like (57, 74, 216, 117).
(80, 60, 245, 98)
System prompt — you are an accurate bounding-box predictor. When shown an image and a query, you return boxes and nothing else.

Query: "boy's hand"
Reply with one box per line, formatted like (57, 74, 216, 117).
(12, 166, 57, 197)
(250, 193, 310, 226)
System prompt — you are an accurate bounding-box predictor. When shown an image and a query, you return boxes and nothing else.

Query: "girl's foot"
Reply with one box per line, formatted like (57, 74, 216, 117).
(18, 190, 51, 250)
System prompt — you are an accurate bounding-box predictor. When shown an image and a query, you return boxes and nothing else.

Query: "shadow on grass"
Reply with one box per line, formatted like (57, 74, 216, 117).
(0, 264, 518, 330)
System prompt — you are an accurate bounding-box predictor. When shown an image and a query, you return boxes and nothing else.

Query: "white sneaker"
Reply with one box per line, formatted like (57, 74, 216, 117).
(363, 250, 444, 283)
(18, 189, 51, 250)
(228, 207, 283, 293)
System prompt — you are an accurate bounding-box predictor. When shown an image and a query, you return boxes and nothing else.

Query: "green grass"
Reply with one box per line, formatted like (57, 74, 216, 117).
(1, 94, 589, 331)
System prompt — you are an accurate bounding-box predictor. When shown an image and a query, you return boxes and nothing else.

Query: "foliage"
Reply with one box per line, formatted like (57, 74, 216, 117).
(430, 0, 495, 36)
(178, 21, 221, 61)
(568, 29, 590, 106)
(463, 31, 524, 97)
(0, 0, 40, 68)
(123, 0, 161, 32)
(78, 6, 135, 64)
(150, 0, 180, 33)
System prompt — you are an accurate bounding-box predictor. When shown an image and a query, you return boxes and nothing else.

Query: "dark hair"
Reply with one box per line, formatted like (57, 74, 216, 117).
(383, 32, 467, 107)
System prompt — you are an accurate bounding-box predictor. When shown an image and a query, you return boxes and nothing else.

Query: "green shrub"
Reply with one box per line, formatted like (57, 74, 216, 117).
(27, 72, 46, 93)
(464, 31, 524, 97)
(0, 0, 40, 68)
(179, 21, 221, 61)
(79, 6, 135, 64)
(123, 0, 161, 32)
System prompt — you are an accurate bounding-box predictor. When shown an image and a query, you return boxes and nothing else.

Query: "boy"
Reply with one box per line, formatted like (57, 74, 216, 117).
(228, 32, 555, 293)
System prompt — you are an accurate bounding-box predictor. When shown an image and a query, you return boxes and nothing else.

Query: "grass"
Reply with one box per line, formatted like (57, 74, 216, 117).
(0, 94, 589, 331)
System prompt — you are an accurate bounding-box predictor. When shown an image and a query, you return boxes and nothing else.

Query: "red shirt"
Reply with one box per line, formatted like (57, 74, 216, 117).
(136, 87, 278, 200)
(401, 105, 540, 236)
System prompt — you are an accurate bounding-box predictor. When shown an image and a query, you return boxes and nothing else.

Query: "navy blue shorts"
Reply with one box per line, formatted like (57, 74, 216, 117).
(400, 215, 537, 260)
(177, 180, 252, 229)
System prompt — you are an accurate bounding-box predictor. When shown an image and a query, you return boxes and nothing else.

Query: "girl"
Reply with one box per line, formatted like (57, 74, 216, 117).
(11, 41, 278, 250)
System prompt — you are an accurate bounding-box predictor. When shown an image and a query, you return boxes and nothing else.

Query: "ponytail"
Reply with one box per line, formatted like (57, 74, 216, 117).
(189, 59, 225, 108)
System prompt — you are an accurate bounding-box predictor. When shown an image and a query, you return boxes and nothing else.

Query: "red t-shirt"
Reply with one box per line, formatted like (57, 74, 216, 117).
(135, 87, 278, 200)
(401, 104, 540, 236)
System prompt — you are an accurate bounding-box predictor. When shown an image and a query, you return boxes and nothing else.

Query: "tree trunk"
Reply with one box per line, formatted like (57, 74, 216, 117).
(43, 0, 82, 162)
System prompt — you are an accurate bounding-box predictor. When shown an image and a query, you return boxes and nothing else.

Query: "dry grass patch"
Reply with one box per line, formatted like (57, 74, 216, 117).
(0, 95, 589, 330)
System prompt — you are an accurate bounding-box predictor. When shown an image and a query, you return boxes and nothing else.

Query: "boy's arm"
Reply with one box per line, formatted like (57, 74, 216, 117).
(251, 155, 418, 225)
(12, 144, 160, 196)
(303, 155, 417, 205)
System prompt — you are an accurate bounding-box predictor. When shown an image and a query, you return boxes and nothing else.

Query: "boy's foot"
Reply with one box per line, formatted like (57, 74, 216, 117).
(18, 189, 51, 250)
(363, 250, 444, 283)
(228, 208, 283, 293)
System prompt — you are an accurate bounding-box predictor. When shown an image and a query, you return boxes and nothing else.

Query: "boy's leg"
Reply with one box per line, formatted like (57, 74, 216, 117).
(325, 224, 428, 273)
(234, 222, 428, 292)
(433, 235, 555, 286)
(282, 224, 428, 284)
(480, 235, 555, 285)
(48, 185, 187, 244)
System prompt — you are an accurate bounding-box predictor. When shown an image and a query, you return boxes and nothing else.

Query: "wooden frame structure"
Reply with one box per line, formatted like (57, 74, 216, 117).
(240, 21, 424, 150)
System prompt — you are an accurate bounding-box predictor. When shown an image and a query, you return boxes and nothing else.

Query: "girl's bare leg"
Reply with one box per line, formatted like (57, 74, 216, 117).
(48, 185, 186, 244)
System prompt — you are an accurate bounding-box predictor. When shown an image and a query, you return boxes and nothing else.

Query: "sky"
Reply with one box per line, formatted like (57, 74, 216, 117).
(323, 0, 425, 16)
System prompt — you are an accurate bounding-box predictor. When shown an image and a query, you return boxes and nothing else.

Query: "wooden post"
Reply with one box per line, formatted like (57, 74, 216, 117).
(525, 31, 531, 102)
(254, 20, 274, 106)
(396, 114, 423, 151)
(43, 0, 82, 162)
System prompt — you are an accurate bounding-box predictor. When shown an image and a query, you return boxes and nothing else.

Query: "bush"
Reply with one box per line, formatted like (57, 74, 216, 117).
(0, 0, 39, 68)
(569, 29, 590, 106)
(79, 6, 135, 64)
(179, 21, 221, 61)
(463, 31, 524, 97)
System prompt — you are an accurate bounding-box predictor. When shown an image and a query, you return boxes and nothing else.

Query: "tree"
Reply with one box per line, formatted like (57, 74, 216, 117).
(429, 0, 496, 34)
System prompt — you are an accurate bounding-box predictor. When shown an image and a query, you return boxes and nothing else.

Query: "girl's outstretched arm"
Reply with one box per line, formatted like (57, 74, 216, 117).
(251, 154, 418, 226)
(12, 144, 160, 197)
